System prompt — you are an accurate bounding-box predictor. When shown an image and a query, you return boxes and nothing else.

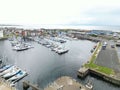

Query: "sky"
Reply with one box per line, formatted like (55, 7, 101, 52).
(0, 0, 120, 26)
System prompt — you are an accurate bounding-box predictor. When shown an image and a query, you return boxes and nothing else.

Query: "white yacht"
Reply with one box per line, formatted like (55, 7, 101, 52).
(0, 65, 15, 76)
(57, 48, 69, 54)
(3, 67, 21, 78)
(85, 80, 93, 90)
(8, 70, 27, 82)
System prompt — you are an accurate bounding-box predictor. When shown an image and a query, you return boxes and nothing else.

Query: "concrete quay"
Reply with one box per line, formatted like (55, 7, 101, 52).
(78, 41, 120, 86)
(44, 76, 92, 90)
(95, 41, 120, 73)
(78, 67, 120, 86)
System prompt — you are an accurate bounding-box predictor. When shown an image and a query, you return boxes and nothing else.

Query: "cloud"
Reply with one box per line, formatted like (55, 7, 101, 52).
(67, 5, 120, 26)
(0, 0, 120, 26)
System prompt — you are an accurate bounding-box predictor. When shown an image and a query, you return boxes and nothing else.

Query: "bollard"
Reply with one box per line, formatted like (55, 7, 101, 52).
(23, 81, 30, 90)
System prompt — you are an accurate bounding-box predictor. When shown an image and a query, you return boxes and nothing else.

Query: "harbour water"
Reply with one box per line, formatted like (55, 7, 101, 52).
(0, 39, 120, 90)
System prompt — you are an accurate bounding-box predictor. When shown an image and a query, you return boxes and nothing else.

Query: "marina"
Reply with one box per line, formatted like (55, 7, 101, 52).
(0, 38, 96, 90)
(0, 0, 120, 89)
(0, 28, 120, 90)
(0, 38, 120, 90)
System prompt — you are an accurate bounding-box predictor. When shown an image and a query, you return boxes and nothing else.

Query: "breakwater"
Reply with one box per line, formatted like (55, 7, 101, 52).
(78, 68, 120, 86)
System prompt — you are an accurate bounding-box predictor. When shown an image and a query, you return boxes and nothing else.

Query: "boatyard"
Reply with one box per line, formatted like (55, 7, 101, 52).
(0, 35, 95, 90)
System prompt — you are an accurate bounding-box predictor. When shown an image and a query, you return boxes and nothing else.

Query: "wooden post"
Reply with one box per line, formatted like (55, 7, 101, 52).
(23, 81, 30, 90)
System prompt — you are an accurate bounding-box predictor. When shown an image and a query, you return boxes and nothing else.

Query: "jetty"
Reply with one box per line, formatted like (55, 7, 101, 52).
(77, 41, 120, 86)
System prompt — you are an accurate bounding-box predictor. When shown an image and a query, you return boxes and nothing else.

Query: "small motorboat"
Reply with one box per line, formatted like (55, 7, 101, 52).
(0, 65, 13, 72)
(85, 80, 93, 90)
(54, 47, 62, 53)
(45, 44, 52, 48)
(15, 46, 28, 51)
(24, 43, 34, 49)
(57, 48, 69, 54)
(8, 70, 27, 82)
(0, 65, 15, 76)
(13, 43, 29, 51)
(3, 67, 21, 78)
(11, 41, 19, 46)
(90, 49, 94, 53)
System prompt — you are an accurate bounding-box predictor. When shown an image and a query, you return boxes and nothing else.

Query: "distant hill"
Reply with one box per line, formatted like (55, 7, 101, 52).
(0, 24, 21, 26)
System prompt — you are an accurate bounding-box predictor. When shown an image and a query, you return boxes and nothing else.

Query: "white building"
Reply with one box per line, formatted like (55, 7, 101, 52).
(0, 30, 3, 38)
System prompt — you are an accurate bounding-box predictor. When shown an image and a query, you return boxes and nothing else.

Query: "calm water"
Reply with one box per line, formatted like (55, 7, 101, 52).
(0, 40, 120, 90)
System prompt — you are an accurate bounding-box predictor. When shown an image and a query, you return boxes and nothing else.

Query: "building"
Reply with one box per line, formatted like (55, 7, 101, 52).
(0, 30, 3, 38)
(87, 30, 113, 35)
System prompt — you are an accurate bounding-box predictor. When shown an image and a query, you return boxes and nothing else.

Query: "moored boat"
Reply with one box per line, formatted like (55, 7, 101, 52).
(0, 65, 15, 76)
(57, 48, 69, 54)
(3, 67, 21, 78)
(85, 80, 93, 90)
(8, 70, 27, 82)
(13, 45, 28, 51)
(16, 47, 28, 51)
(0, 65, 13, 72)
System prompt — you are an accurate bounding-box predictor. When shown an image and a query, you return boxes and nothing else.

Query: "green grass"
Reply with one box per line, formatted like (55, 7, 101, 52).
(84, 42, 115, 75)
(85, 63, 114, 75)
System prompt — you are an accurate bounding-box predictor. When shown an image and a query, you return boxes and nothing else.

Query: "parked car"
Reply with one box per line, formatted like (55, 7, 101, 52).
(111, 44, 115, 48)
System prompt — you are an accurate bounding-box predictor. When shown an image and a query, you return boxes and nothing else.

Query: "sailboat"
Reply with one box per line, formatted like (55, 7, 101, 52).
(85, 79, 93, 90)
(57, 44, 69, 55)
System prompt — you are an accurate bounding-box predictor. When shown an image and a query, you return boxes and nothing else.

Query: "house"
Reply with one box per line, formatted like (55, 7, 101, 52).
(87, 30, 113, 35)
(0, 30, 3, 38)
